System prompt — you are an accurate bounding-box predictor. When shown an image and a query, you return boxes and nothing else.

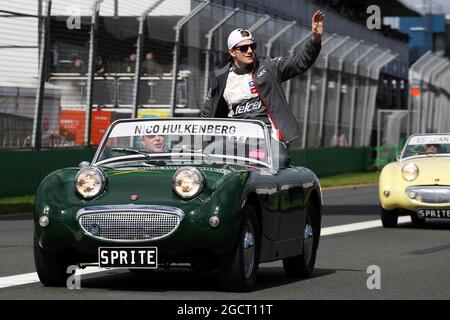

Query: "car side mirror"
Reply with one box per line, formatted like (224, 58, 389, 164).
(79, 161, 90, 168)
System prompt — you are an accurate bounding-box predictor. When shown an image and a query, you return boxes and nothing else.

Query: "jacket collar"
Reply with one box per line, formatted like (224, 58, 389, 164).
(214, 56, 262, 78)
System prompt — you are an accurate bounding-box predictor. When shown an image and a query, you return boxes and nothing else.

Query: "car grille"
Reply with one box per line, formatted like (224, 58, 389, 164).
(406, 186, 450, 204)
(79, 208, 183, 241)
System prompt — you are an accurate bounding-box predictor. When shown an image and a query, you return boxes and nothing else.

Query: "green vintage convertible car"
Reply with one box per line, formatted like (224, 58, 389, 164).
(34, 118, 322, 291)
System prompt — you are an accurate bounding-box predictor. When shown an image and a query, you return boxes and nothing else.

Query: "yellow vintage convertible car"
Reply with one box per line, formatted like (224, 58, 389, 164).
(379, 134, 450, 227)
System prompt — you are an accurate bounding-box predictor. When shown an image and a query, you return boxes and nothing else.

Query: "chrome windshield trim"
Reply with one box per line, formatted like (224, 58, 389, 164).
(96, 152, 271, 168)
(400, 154, 450, 161)
(92, 118, 271, 165)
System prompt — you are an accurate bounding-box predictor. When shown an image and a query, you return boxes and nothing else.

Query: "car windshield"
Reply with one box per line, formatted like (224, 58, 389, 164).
(402, 134, 450, 159)
(94, 118, 272, 167)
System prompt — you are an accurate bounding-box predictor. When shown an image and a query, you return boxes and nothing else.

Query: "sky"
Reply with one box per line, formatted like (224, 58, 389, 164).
(400, 0, 450, 14)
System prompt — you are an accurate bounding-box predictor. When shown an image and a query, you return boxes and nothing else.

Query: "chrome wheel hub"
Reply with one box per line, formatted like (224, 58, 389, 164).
(243, 223, 255, 279)
(303, 223, 314, 265)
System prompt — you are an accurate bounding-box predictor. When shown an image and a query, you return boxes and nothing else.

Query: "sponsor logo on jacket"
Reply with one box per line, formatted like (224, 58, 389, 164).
(234, 100, 263, 115)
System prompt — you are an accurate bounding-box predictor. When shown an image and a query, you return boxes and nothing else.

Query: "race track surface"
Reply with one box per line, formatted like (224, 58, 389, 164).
(1, 185, 449, 300)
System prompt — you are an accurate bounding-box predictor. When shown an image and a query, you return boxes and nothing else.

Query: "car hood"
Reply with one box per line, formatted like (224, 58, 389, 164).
(396, 157, 450, 185)
(96, 163, 253, 205)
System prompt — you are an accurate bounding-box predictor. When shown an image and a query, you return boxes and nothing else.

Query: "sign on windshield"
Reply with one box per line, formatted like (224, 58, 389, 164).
(109, 119, 265, 139)
(95, 119, 272, 168)
(402, 135, 450, 158)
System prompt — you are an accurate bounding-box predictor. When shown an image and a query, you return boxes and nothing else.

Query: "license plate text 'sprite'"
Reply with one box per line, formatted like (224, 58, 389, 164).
(98, 247, 157, 268)
(417, 209, 450, 219)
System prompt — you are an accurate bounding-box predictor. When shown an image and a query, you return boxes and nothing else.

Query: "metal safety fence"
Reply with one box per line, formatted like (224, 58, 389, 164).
(408, 51, 450, 135)
(1, 0, 403, 149)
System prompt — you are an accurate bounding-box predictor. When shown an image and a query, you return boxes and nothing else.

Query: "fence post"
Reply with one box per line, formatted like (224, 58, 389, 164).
(417, 54, 437, 133)
(333, 40, 362, 141)
(132, 0, 165, 118)
(265, 21, 296, 57)
(32, 0, 51, 150)
(349, 44, 375, 146)
(85, 0, 104, 147)
(248, 15, 270, 33)
(318, 35, 347, 147)
(407, 51, 432, 135)
(423, 59, 446, 132)
(285, 32, 312, 102)
(203, 8, 239, 100)
(363, 51, 396, 146)
(301, 69, 312, 149)
(434, 66, 450, 132)
(169, 0, 210, 117)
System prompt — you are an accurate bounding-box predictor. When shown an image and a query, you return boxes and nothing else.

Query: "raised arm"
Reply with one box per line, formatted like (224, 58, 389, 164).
(273, 10, 324, 81)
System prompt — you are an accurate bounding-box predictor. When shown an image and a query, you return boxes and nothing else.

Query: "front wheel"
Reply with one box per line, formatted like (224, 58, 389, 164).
(219, 206, 260, 292)
(34, 232, 74, 287)
(380, 207, 398, 228)
(283, 201, 319, 278)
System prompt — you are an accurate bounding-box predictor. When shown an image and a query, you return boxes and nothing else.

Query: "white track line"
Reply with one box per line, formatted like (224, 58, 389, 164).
(0, 216, 412, 290)
(0, 272, 40, 289)
(321, 216, 411, 236)
(0, 268, 110, 289)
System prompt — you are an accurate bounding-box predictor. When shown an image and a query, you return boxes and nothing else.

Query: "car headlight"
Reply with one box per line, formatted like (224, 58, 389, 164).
(75, 167, 106, 199)
(173, 167, 204, 199)
(402, 163, 419, 181)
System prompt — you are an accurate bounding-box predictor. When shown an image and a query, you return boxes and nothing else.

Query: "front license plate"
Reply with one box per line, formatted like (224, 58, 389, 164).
(417, 208, 450, 219)
(98, 247, 158, 269)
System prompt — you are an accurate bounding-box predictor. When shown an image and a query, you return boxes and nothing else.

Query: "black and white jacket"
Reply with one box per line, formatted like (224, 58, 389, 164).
(201, 38, 321, 144)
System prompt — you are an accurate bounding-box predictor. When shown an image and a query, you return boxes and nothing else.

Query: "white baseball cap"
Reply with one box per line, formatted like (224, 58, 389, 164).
(227, 28, 254, 50)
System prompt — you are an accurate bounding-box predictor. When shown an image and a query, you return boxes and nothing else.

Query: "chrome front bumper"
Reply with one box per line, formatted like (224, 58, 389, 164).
(405, 186, 450, 205)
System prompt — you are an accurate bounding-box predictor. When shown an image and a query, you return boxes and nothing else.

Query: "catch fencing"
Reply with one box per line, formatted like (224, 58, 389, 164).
(0, 0, 416, 150)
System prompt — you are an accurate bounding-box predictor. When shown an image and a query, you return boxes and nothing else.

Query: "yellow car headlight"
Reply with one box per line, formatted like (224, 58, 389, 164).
(173, 167, 204, 199)
(402, 163, 419, 181)
(75, 167, 106, 199)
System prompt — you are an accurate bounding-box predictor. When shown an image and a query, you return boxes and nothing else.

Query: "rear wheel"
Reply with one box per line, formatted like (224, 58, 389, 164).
(219, 206, 260, 292)
(381, 207, 398, 228)
(283, 201, 319, 278)
(34, 232, 74, 287)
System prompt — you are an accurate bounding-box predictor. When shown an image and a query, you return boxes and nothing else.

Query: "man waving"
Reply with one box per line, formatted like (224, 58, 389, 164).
(201, 10, 325, 145)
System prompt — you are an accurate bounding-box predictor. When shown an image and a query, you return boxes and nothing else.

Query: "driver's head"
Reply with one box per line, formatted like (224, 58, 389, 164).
(227, 28, 256, 69)
(141, 135, 164, 153)
(426, 144, 440, 153)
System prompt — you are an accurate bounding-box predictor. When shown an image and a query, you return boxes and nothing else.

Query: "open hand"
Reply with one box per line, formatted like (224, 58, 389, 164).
(312, 10, 324, 42)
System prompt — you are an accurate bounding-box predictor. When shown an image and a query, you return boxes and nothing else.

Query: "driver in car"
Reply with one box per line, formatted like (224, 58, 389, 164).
(425, 143, 441, 154)
(141, 135, 165, 153)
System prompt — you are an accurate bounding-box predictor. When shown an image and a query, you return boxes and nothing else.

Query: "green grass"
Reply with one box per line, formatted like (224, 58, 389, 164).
(319, 171, 380, 188)
(0, 172, 380, 214)
(0, 195, 35, 214)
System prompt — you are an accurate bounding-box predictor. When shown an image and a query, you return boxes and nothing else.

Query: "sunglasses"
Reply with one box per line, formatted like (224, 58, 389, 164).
(234, 43, 257, 53)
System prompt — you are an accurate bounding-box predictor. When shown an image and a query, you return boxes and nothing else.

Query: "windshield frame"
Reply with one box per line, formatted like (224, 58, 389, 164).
(400, 134, 450, 160)
(91, 117, 274, 169)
